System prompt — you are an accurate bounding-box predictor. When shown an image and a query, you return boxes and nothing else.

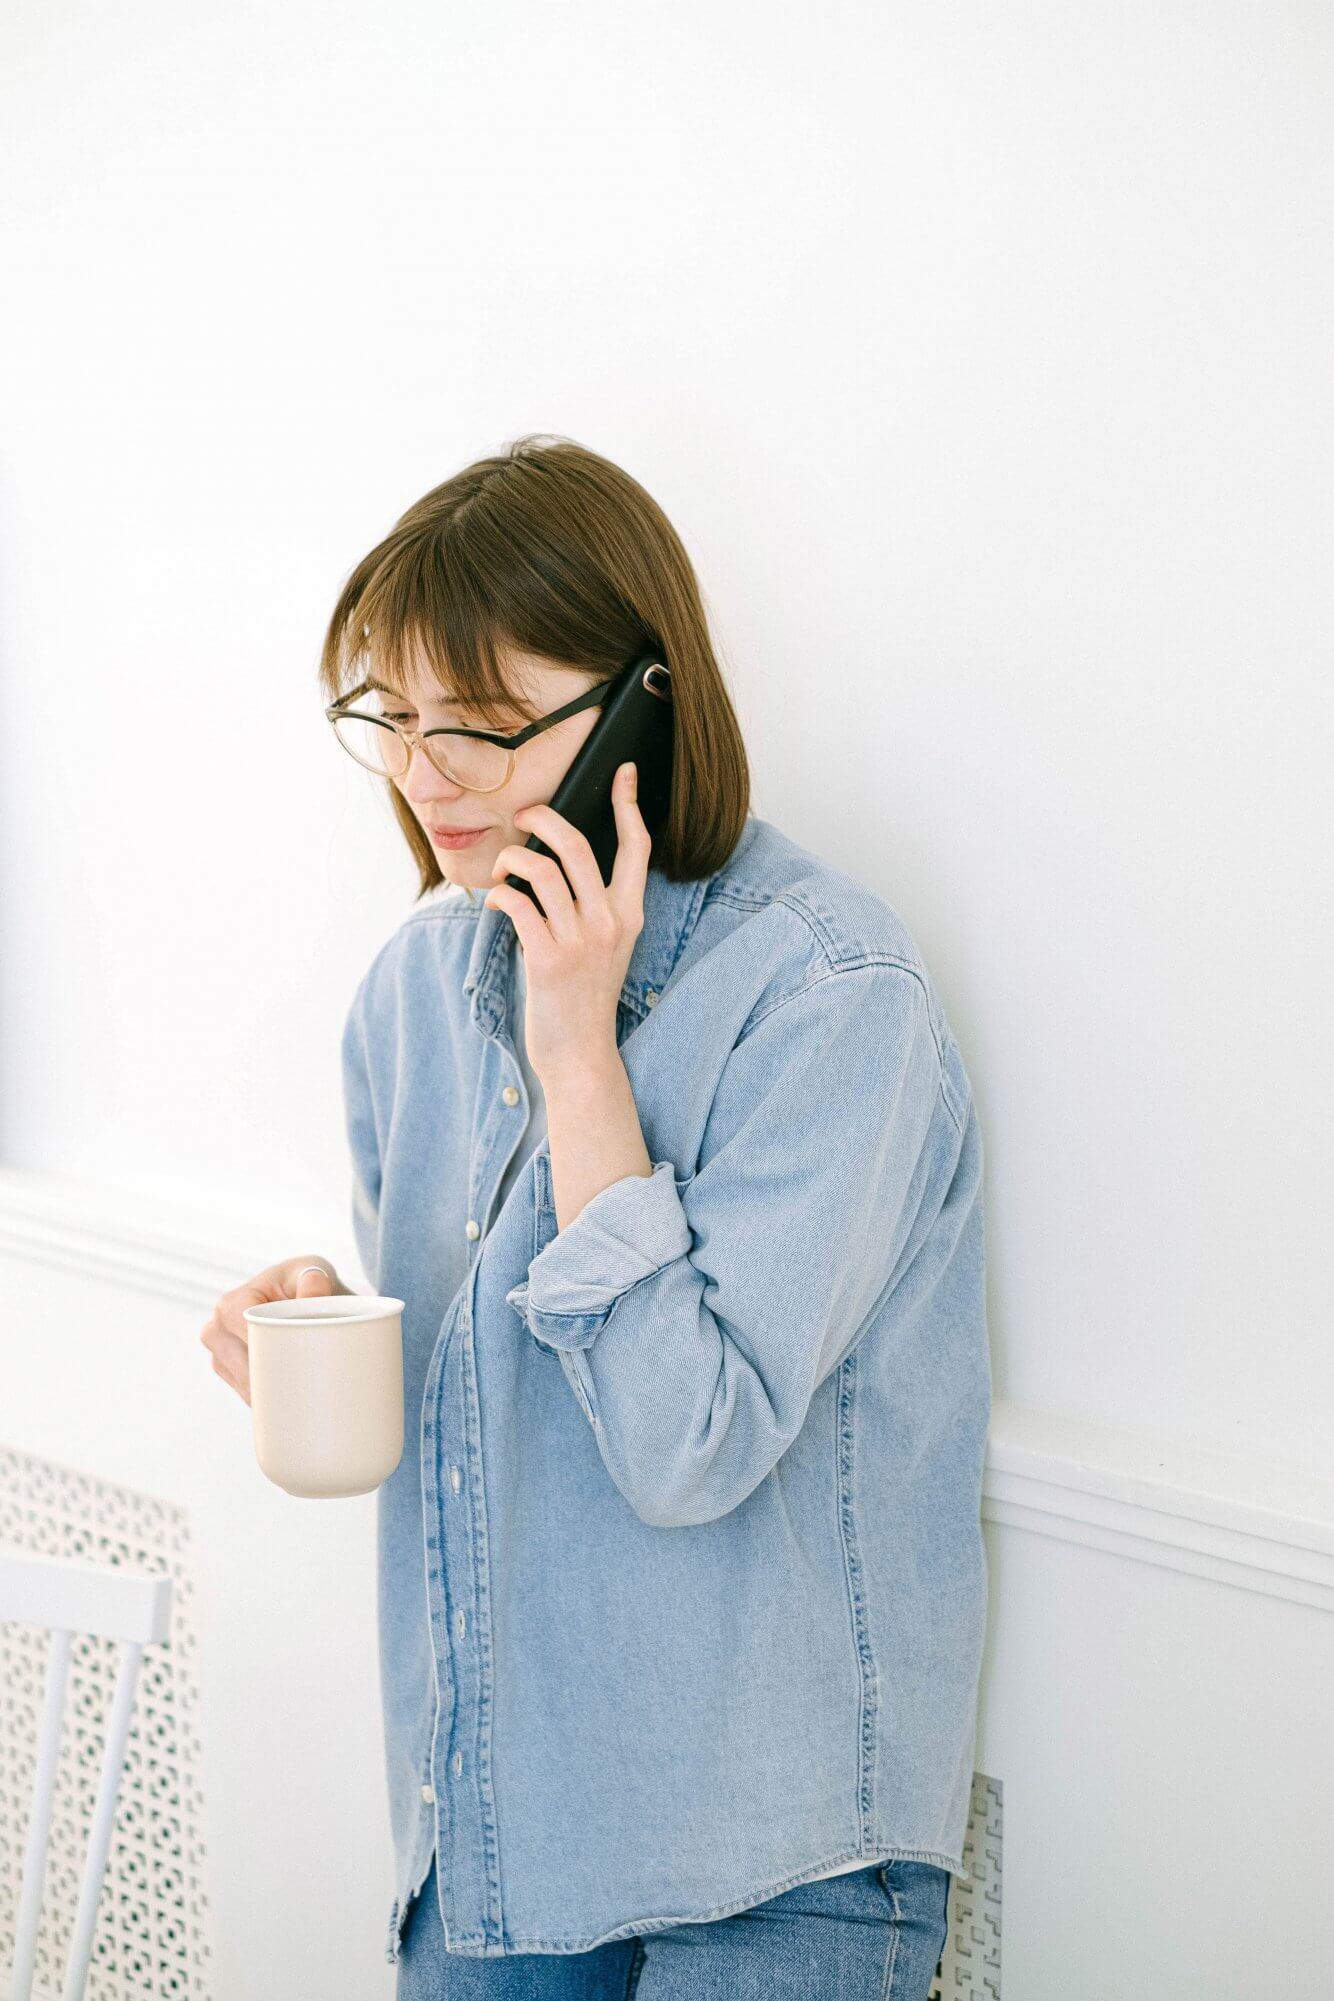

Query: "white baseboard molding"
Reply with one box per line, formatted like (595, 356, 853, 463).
(2, 1162, 1331, 1614)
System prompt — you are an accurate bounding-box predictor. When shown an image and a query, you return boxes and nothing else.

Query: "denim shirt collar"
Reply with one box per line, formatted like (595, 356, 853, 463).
(460, 860, 712, 1040)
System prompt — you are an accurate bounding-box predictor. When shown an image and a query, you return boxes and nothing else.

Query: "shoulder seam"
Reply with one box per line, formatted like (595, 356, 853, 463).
(707, 884, 925, 982)
(739, 960, 963, 1137)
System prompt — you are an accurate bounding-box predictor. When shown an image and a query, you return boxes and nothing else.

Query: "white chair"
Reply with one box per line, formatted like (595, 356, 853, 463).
(0, 1546, 173, 2001)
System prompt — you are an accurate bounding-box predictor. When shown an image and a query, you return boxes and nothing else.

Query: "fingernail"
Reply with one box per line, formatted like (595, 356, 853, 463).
(619, 761, 637, 793)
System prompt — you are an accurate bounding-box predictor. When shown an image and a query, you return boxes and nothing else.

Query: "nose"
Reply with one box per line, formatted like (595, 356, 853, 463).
(401, 738, 467, 805)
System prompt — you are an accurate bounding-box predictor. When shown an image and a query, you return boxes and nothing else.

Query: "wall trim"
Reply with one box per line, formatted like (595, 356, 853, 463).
(0, 1163, 338, 1310)
(987, 1402, 1333, 1614)
(2, 1163, 1330, 1614)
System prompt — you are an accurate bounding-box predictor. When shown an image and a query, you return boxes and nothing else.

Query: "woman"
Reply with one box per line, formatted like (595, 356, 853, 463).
(201, 435, 990, 2001)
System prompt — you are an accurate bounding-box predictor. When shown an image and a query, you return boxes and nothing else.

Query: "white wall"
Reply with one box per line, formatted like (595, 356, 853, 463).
(1, 4, 1330, 1995)
(2, 1192, 1329, 2000)
(1, 1, 1329, 1466)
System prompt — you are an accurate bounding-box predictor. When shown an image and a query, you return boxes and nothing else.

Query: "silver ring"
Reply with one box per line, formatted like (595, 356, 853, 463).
(294, 1262, 333, 1285)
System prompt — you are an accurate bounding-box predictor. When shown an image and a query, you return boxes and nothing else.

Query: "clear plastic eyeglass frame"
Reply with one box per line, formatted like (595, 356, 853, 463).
(325, 674, 611, 792)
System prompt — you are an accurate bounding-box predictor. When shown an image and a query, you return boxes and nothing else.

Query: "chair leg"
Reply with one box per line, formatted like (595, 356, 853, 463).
(59, 1638, 145, 2001)
(10, 1627, 72, 2001)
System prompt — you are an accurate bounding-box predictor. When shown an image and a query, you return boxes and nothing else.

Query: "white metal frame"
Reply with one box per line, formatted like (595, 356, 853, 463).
(1, 1546, 173, 2001)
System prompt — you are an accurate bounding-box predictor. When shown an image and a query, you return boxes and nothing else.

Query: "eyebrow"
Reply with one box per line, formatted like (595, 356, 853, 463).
(367, 676, 459, 704)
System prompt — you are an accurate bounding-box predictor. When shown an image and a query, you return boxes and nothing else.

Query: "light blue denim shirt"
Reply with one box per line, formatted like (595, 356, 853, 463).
(340, 813, 991, 1966)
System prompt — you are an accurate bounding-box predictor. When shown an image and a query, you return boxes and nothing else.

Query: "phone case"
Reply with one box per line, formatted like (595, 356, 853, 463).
(504, 653, 674, 901)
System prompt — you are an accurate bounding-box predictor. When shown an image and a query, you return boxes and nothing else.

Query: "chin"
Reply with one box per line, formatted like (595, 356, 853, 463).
(438, 844, 502, 890)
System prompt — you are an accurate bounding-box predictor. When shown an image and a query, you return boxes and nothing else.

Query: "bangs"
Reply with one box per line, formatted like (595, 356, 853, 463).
(338, 530, 543, 726)
(317, 432, 751, 894)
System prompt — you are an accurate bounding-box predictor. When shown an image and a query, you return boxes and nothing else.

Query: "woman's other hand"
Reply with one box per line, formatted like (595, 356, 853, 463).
(199, 1256, 347, 1406)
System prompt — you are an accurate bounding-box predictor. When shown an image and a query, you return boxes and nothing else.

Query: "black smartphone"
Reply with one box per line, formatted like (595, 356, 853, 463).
(504, 651, 674, 902)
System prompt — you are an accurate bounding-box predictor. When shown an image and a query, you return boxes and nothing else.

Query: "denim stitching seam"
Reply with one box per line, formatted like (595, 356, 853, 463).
(400, 1846, 961, 1955)
(735, 963, 962, 1138)
(460, 1306, 506, 1949)
(836, 1351, 879, 1845)
(880, 1872, 904, 2000)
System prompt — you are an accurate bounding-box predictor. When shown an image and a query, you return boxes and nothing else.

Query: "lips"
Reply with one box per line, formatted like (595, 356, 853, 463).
(427, 824, 489, 849)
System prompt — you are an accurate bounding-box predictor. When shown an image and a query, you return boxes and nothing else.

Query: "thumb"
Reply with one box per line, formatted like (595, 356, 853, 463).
(292, 1261, 337, 1298)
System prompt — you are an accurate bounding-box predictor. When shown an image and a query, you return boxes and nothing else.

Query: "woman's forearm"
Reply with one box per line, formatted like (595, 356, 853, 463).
(541, 1046, 652, 1233)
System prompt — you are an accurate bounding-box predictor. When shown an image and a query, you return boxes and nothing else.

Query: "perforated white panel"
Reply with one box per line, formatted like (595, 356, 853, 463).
(0, 1445, 213, 1999)
(931, 1772, 1002, 2001)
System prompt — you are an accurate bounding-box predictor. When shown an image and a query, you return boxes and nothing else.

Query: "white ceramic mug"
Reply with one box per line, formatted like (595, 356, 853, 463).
(242, 1294, 406, 1498)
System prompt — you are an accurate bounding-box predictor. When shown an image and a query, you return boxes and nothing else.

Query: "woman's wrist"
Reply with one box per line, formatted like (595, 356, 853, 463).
(534, 1038, 622, 1100)
(541, 1044, 653, 1231)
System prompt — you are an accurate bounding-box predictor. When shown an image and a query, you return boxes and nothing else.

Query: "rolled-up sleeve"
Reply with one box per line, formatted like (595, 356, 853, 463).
(505, 1160, 692, 1344)
(506, 962, 953, 1528)
(340, 987, 382, 1292)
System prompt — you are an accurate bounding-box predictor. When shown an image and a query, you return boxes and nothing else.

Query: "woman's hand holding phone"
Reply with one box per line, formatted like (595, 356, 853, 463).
(483, 760, 651, 1085)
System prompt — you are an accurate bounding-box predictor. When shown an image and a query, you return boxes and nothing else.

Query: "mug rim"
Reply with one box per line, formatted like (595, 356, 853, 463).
(242, 1295, 405, 1327)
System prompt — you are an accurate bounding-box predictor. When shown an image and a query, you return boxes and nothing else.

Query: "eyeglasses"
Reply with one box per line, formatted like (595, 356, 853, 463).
(325, 675, 611, 793)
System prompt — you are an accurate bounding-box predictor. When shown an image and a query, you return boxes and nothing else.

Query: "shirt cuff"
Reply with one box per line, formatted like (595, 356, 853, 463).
(505, 1159, 692, 1351)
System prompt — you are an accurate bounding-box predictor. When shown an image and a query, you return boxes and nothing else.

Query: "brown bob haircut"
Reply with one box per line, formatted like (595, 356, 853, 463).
(316, 435, 750, 899)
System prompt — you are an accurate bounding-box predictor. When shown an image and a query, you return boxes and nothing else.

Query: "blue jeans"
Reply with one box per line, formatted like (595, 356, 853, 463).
(395, 1852, 951, 2000)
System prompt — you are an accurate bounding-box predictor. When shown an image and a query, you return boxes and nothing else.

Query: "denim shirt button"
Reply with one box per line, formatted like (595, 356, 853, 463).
(465, 1219, 481, 1240)
(450, 1466, 462, 1493)
(645, 987, 659, 1008)
(420, 1782, 435, 1804)
(502, 1085, 520, 1106)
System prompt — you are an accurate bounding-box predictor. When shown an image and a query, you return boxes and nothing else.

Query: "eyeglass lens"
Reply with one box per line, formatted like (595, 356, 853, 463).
(332, 689, 511, 790)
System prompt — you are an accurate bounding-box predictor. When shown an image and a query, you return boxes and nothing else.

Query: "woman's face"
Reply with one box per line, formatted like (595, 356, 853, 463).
(389, 646, 607, 892)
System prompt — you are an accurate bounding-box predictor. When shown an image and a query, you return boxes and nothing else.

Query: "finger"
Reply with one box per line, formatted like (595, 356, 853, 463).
(209, 1273, 284, 1366)
(608, 763, 651, 920)
(510, 804, 603, 904)
(217, 1277, 278, 1337)
(207, 1320, 253, 1382)
(292, 1263, 337, 1297)
(483, 880, 556, 961)
(212, 1354, 251, 1405)
(491, 845, 578, 935)
(200, 1307, 244, 1360)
